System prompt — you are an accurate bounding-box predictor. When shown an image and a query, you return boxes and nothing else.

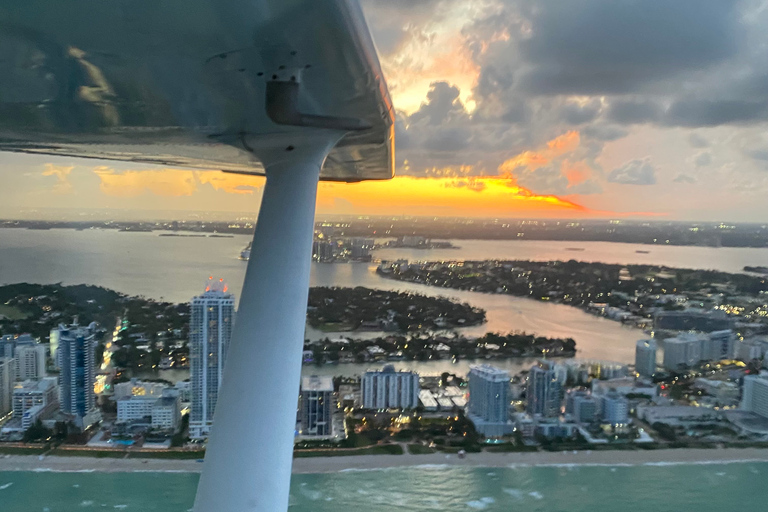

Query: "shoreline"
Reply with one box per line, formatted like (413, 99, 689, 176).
(2, 448, 768, 474)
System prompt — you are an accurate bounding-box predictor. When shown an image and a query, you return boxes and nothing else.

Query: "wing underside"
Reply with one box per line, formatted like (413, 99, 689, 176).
(0, 0, 394, 181)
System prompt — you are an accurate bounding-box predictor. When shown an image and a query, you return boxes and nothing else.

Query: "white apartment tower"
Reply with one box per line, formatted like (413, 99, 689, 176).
(707, 330, 735, 360)
(468, 364, 513, 437)
(0, 358, 16, 417)
(741, 372, 768, 419)
(663, 333, 704, 371)
(635, 339, 657, 378)
(15, 343, 47, 380)
(189, 279, 235, 439)
(361, 365, 419, 409)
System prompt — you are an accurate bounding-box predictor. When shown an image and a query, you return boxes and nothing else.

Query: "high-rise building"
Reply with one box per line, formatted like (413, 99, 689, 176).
(741, 372, 768, 419)
(0, 358, 16, 416)
(189, 280, 235, 439)
(468, 364, 512, 437)
(1, 334, 35, 363)
(117, 392, 181, 432)
(117, 396, 156, 422)
(152, 395, 182, 431)
(570, 392, 598, 424)
(49, 328, 60, 369)
(708, 330, 735, 360)
(13, 378, 59, 430)
(15, 343, 47, 381)
(635, 339, 657, 378)
(349, 238, 374, 260)
(361, 365, 419, 409)
(299, 375, 334, 437)
(734, 340, 765, 361)
(0, 335, 13, 360)
(57, 324, 98, 427)
(601, 392, 629, 425)
(312, 240, 335, 262)
(662, 333, 704, 371)
(526, 361, 563, 417)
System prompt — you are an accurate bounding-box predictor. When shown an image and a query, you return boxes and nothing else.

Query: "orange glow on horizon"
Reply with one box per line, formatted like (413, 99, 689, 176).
(316, 175, 589, 217)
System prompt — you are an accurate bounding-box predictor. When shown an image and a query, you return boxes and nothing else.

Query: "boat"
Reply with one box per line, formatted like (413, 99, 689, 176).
(565, 247, 585, 251)
(240, 242, 251, 261)
(635, 250, 651, 254)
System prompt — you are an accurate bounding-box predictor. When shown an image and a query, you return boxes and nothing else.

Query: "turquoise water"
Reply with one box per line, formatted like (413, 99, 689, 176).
(0, 463, 765, 512)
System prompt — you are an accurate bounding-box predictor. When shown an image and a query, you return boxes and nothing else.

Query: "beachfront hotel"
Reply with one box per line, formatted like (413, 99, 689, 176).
(299, 375, 334, 437)
(468, 364, 513, 437)
(742, 372, 768, 419)
(361, 365, 420, 410)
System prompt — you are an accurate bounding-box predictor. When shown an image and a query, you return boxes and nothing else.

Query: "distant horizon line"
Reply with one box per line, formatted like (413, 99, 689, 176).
(0, 209, 762, 226)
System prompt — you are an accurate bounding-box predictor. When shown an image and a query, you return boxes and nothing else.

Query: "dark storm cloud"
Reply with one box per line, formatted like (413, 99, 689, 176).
(581, 124, 629, 142)
(664, 99, 768, 126)
(423, 126, 471, 152)
(516, 0, 742, 95)
(468, 0, 768, 130)
(560, 99, 602, 125)
(409, 81, 468, 126)
(606, 100, 663, 124)
(370, 0, 768, 192)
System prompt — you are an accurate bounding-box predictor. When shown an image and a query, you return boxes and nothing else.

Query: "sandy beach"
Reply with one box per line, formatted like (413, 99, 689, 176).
(2, 448, 768, 474)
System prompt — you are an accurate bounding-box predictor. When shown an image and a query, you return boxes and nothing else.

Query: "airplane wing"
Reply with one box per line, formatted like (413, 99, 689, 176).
(0, 0, 394, 181)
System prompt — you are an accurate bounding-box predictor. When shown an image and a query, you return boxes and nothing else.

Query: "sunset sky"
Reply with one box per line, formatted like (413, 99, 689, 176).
(3, 0, 768, 221)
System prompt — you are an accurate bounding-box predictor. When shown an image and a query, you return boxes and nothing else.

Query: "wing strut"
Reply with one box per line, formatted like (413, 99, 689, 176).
(193, 126, 345, 511)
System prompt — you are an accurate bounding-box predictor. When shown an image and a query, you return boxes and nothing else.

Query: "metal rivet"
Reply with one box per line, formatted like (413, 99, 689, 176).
(278, 65, 286, 70)
(257, 72, 264, 77)
(286, 145, 295, 151)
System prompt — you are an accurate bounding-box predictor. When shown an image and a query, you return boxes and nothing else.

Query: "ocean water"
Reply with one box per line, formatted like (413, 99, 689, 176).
(0, 463, 765, 512)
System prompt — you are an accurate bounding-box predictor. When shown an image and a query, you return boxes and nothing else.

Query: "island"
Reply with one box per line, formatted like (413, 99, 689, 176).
(304, 331, 576, 364)
(307, 286, 485, 332)
(378, 259, 768, 332)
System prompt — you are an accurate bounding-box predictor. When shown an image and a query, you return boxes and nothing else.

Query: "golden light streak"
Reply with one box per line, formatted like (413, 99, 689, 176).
(42, 164, 74, 194)
(316, 176, 588, 217)
(93, 167, 197, 197)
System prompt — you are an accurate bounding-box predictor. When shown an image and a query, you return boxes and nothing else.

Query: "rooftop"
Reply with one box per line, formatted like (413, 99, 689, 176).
(469, 364, 510, 381)
(301, 375, 334, 393)
(13, 378, 57, 393)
